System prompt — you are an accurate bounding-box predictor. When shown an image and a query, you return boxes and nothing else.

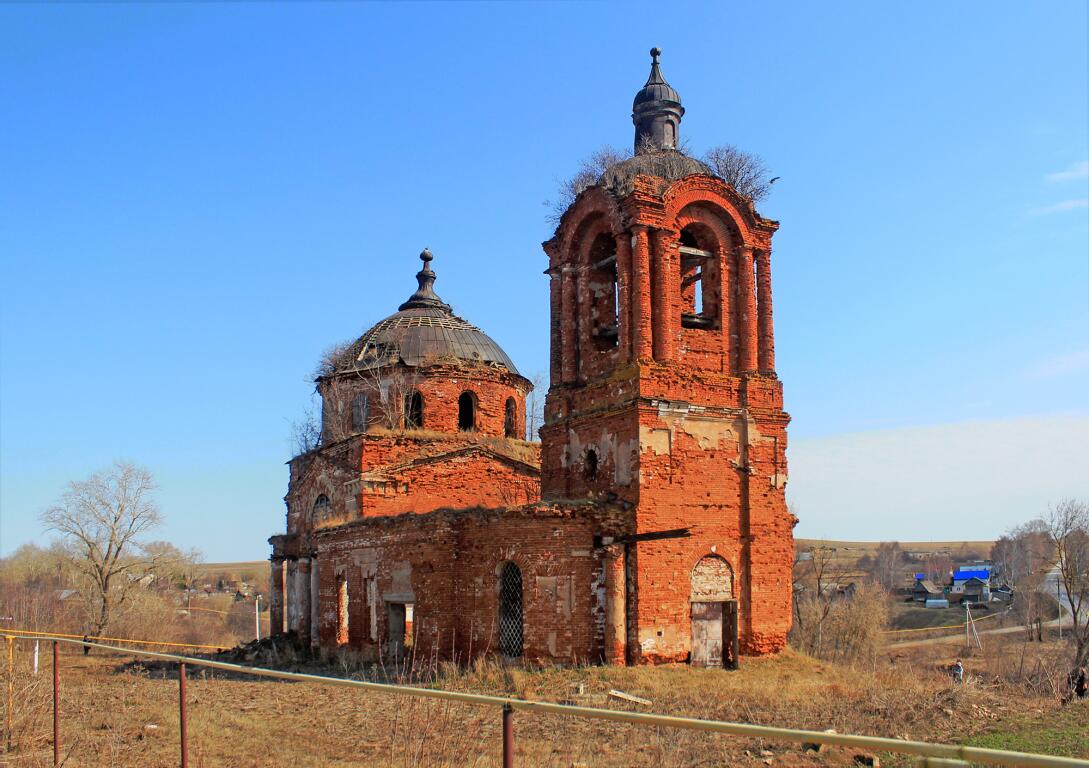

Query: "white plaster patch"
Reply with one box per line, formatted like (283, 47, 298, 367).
(640, 425, 672, 456)
(615, 437, 637, 485)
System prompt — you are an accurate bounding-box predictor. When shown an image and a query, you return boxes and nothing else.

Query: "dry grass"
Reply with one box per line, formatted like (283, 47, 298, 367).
(3, 639, 1085, 767)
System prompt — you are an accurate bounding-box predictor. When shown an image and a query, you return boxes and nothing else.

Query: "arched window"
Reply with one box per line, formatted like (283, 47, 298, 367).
(458, 391, 477, 432)
(404, 391, 424, 429)
(587, 232, 619, 350)
(351, 393, 369, 432)
(498, 561, 523, 658)
(503, 397, 518, 438)
(690, 555, 734, 602)
(583, 448, 598, 482)
(679, 227, 717, 330)
(312, 494, 330, 522)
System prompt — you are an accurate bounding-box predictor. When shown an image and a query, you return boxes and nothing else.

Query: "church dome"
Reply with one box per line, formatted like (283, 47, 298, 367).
(334, 250, 520, 375)
(633, 49, 681, 110)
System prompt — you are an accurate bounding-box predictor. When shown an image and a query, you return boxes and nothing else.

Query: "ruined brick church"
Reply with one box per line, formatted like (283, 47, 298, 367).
(268, 49, 794, 667)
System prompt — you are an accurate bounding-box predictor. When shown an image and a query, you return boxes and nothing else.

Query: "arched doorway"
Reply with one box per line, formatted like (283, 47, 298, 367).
(498, 561, 523, 658)
(690, 555, 737, 669)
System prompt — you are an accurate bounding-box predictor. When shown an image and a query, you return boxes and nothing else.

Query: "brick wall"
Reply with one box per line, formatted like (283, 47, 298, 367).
(319, 362, 529, 442)
(314, 504, 629, 664)
(540, 170, 794, 662)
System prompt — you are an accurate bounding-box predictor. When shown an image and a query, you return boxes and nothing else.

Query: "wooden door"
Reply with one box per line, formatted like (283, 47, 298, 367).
(691, 601, 724, 667)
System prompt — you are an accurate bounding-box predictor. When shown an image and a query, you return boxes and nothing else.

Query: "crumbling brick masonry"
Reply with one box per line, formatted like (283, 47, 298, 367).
(268, 49, 794, 667)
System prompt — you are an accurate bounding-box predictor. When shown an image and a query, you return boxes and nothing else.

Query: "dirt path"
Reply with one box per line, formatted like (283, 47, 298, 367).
(889, 616, 1072, 649)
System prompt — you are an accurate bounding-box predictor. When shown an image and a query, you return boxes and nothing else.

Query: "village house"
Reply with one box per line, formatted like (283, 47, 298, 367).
(912, 579, 944, 603)
(267, 50, 795, 668)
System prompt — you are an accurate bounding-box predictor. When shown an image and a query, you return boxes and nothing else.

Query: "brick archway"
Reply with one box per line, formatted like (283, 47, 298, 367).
(690, 555, 736, 668)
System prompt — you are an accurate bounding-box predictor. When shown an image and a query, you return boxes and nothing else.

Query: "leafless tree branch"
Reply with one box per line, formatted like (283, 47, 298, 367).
(39, 461, 164, 634)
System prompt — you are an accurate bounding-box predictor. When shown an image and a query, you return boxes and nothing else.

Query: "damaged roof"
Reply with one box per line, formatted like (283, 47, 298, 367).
(333, 249, 520, 375)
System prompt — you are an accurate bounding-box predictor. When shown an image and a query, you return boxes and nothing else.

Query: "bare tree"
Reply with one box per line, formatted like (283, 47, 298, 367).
(549, 145, 631, 222)
(790, 544, 854, 656)
(1042, 498, 1089, 668)
(868, 541, 907, 592)
(142, 541, 203, 592)
(40, 462, 168, 635)
(524, 371, 546, 442)
(993, 520, 1051, 640)
(289, 404, 322, 456)
(312, 340, 352, 380)
(356, 362, 423, 431)
(703, 144, 772, 203)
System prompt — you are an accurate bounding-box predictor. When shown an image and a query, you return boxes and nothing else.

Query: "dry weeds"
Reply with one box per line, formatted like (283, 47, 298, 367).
(2, 638, 1084, 768)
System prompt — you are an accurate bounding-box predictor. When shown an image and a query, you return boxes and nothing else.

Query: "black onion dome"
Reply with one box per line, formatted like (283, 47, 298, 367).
(633, 47, 681, 109)
(335, 250, 520, 375)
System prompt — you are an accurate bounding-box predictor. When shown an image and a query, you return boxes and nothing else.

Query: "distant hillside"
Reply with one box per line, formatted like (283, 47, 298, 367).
(796, 539, 994, 558)
(193, 561, 268, 582)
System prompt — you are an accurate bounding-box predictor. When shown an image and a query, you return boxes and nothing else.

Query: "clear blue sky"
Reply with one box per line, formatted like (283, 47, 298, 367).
(2, 3, 1087, 560)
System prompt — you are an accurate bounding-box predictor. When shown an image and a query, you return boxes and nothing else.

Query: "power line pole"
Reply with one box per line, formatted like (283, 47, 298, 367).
(1057, 574, 1062, 641)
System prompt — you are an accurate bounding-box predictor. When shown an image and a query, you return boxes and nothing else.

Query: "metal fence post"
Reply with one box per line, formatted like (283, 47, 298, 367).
(179, 662, 188, 768)
(52, 640, 59, 768)
(6, 635, 13, 752)
(502, 703, 514, 768)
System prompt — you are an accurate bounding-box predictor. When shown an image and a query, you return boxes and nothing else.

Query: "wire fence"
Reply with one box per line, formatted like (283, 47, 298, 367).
(884, 608, 1009, 635)
(1, 631, 1087, 768)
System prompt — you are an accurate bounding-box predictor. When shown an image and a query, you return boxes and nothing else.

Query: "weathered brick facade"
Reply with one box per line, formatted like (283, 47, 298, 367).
(269, 49, 793, 667)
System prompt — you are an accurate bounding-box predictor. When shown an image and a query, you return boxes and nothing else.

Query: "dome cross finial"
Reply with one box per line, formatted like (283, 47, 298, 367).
(399, 248, 449, 311)
(650, 46, 661, 64)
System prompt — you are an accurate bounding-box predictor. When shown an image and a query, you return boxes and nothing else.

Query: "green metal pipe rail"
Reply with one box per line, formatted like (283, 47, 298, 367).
(4, 633, 1086, 768)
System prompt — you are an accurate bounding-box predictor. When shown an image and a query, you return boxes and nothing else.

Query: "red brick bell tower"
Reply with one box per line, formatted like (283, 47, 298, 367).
(541, 49, 794, 663)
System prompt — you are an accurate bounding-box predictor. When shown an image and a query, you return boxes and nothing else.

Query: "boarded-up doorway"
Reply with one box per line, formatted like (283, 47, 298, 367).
(691, 600, 739, 669)
(690, 555, 738, 669)
(691, 601, 724, 667)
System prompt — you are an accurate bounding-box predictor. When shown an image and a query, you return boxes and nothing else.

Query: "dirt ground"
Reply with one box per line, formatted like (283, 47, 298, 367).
(2, 640, 1085, 768)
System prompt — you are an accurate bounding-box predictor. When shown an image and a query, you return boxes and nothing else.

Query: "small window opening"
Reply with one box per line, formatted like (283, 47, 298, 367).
(498, 562, 523, 658)
(458, 391, 477, 431)
(584, 449, 599, 482)
(336, 574, 350, 645)
(404, 391, 424, 429)
(351, 393, 369, 432)
(504, 397, 517, 438)
(312, 494, 330, 523)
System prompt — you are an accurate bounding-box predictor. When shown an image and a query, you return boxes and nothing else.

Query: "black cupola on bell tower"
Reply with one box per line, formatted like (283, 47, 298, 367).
(632, 47, 684, 153)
